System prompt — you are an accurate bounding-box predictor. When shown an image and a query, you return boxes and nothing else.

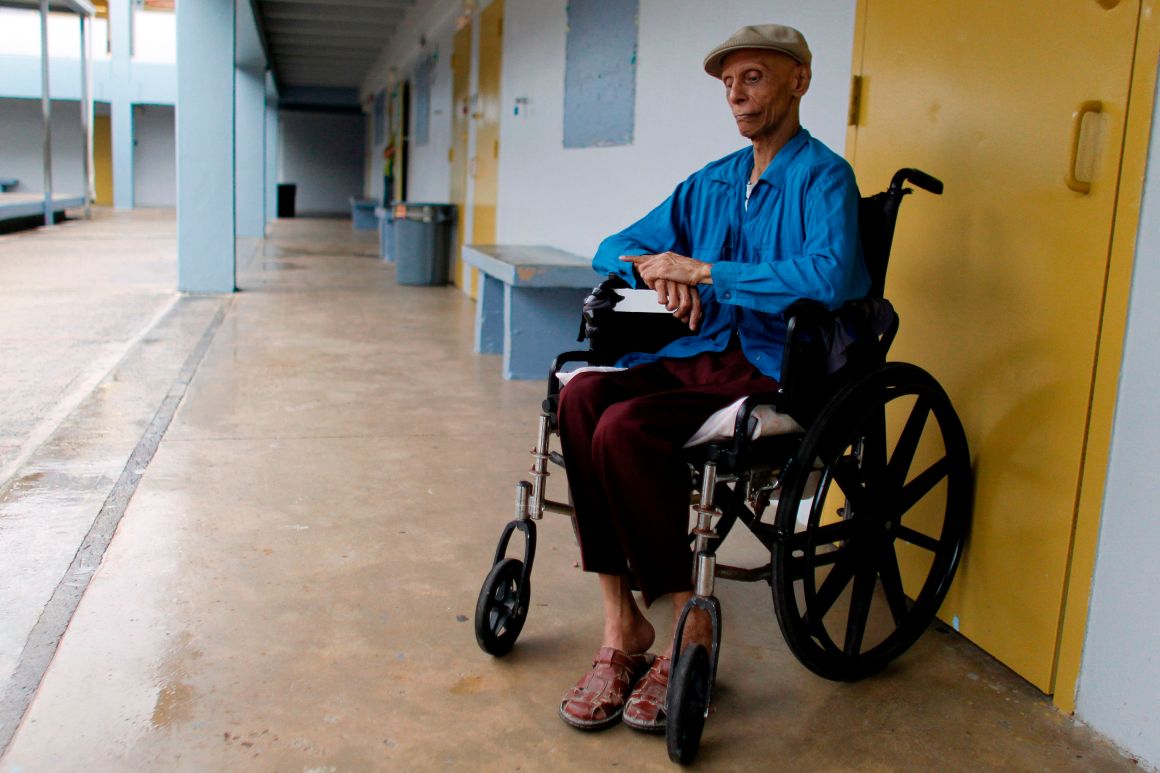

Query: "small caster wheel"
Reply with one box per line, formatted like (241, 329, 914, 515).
(474, 557, 530, 656)
(666, 643, 711, 765)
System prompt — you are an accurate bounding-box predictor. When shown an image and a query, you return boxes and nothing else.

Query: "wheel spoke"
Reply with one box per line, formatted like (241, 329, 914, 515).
(843, 562, 877, 655)
(790, 519, 856, 551)
(786, 546, 850, 579)
(897, 525, 941, 553)
(861, 408, 889, 478)
(896, 456, 949, 516)
(830, 456, 868, 509)
(805, 557, 856, 629)
(877, 543, 910, 627)
(887, 398, 929, 488)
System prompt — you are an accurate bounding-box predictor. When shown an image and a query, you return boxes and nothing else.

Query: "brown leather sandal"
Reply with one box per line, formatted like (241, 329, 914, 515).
(559, 647, 653, 731)
(622, 654, 670, 732)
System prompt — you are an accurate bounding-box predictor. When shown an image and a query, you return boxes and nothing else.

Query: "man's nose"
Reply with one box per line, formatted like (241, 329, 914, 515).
(727, 84, 745, 103)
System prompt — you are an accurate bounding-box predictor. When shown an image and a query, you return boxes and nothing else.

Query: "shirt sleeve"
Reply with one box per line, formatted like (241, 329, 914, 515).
(592, 180, 692, 288)
(710, 164, 869, 312)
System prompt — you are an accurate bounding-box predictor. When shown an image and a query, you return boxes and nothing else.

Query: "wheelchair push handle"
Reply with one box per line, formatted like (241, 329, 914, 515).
(889, 168, 943, 196)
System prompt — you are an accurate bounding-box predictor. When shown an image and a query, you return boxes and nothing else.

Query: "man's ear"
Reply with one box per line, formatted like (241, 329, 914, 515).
(792, 64, 812, 97)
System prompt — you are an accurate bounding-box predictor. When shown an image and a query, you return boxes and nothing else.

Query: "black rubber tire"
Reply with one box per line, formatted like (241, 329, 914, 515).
(474, 558, 530, 656)
(666, 644, 711, 765)
(771, 362, 971, 681)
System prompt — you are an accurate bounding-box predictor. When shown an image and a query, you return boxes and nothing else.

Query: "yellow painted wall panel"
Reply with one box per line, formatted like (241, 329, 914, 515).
(450, 23, 473, 291)
(472, 0, 503, 249)
(93, 114, 112, 206)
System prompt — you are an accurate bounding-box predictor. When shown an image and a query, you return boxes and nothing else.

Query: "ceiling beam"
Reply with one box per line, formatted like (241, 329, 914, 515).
(270, 38, 383, 51)
(264, 26, 394, 40)
(262, 9, 399, 24)
(273, 54, 378, 65)
(260, 0, 413, 9)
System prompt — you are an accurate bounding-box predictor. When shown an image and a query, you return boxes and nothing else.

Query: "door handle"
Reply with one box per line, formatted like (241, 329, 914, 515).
(1065, 100, 1102, 194)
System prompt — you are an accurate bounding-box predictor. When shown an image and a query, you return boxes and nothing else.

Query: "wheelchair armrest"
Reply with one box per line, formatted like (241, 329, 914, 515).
(579, 274, 693, 362)
(729, 391, 785, 451)
(779, 299, 835, 420)
(543, 350, 619, 417)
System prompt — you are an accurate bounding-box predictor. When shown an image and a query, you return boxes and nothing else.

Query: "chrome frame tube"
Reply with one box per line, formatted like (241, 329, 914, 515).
(527, 413, 552, 520)
(79, 14, 94, 219)
(40, 0, 53, 227)
(691, 461, 720, 597)
(514, 481, 531, 521)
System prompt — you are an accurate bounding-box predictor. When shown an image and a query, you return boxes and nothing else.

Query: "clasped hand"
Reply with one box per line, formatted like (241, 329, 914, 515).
(620, 252, 712, 331)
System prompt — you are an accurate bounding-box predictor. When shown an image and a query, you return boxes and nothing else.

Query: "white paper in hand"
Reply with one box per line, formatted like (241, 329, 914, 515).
(612, 289, 673, 314)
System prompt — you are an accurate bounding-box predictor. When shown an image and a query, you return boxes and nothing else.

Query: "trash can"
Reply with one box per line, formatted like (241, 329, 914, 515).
(393, 203, 456, 286)
(375, 205, 395, 262)
(276, 183, 297, 218)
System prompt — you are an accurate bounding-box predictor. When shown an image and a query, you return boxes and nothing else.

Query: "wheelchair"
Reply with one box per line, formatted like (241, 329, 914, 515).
(474, 169, 972, 765)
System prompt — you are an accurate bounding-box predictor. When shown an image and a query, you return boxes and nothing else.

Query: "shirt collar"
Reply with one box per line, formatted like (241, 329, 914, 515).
(756, 127, 809, 190)
(710, 127, 810, 187)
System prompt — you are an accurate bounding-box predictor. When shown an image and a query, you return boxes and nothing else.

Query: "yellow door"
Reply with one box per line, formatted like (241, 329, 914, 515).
(93, 114, 113, 206)
(470, 0, 503, 299)
(450, 22, 472, 290)
(848, 0, 1140, 692)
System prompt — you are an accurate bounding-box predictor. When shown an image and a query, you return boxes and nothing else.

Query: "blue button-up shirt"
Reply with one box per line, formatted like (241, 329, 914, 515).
(593, 128, 868, 379)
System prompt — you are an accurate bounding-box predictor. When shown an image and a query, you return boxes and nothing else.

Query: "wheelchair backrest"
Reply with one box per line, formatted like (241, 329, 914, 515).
(859, 168, 944, 298)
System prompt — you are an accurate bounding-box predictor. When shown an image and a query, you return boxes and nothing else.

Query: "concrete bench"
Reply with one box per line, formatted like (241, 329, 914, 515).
(349, 197, 378, 230)
(462, 244, 601, 380)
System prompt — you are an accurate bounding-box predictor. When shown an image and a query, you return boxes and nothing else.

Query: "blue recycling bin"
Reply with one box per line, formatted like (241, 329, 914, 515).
(393, 203, 456, 286)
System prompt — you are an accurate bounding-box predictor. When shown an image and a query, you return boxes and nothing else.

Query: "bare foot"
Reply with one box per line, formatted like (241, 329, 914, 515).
(604, 609, 656, 655)
(596, 574, 657, 655)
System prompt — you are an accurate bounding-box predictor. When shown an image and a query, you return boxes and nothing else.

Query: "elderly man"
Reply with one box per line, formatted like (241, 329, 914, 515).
(556, 25, 869, 732)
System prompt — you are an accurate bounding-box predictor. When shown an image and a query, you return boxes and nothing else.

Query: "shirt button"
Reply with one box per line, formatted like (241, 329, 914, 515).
(723, 291, 732, 299)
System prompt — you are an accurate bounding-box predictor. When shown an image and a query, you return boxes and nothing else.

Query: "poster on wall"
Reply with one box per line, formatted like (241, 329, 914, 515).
(373, 90, 386, 146)
(412, 52, 436, 147)
(563, 0, 639, 148)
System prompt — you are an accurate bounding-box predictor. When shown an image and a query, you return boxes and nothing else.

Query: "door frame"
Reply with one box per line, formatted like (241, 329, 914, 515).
(1053, 0, 1160, 713)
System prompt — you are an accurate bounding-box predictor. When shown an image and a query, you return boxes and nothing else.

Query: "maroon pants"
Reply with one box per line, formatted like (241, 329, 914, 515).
(557, 347, 777, 605)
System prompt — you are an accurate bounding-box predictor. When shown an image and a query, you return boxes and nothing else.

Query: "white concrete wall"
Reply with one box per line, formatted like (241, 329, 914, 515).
(133, 9, 176, 63)
(278, 110, 365, 216)
(496, 0, 857, 256)
(132, 103, 175, 207)
(0, 8, 110, 59)
(0, 97, 175, 204)
(1075, 69, 1160, 770)
(403, 27, 455, 204)
(0, 97, 85, 195)
(360, 0, 459, 205)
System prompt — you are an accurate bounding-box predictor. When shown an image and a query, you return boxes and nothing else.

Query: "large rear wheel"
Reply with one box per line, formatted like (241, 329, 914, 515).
(771, 363, 971, 681)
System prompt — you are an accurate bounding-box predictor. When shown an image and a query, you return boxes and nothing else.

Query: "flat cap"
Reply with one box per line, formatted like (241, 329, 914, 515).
(703, 24, 811, 78)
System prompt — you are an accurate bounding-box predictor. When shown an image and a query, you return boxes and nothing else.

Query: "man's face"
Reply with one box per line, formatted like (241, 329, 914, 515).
(720, 49, 810, 142)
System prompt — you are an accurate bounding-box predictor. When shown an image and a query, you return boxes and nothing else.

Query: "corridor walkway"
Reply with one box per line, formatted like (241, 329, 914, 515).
(0, 216, 1139, 771)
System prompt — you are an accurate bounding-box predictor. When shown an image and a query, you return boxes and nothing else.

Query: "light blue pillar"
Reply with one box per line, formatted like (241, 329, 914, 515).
(235, 67, 265, 238)
(109, 0, 134, 209)
(264, 72, 278, 223)
(176, 0, 236, 292)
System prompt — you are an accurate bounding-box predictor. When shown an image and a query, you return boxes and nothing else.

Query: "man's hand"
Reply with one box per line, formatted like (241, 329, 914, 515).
(621, 252, 712, 287)
(622, 253, 710, 331)
(654, 278, 702, 331)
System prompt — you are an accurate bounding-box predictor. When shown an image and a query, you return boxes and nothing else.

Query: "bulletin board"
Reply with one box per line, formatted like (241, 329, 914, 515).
(563, 0, 639, 148)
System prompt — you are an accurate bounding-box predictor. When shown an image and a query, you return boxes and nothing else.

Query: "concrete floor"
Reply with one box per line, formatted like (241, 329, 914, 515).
(0, 211, 1141, 771)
